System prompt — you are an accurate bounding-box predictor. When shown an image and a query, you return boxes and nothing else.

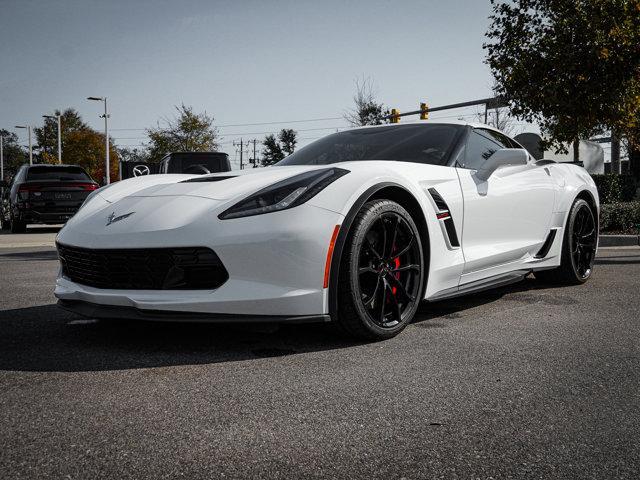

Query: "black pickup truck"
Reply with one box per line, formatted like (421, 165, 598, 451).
(1, 164, 99, 233)
(158, 152, 231, 175)
(121, 152, 232, 179)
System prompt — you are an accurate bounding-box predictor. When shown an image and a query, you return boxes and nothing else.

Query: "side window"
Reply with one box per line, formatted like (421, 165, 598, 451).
(461, 131, 502, 170)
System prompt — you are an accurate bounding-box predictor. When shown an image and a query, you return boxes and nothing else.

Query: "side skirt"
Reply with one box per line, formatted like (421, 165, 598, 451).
(427, 270, 530, 302)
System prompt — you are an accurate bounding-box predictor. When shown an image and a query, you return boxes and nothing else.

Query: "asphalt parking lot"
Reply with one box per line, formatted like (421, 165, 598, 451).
(0, 233, 638, 479)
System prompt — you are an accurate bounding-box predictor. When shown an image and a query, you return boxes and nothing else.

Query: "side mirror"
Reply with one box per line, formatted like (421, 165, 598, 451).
(475, 148, 528, 181)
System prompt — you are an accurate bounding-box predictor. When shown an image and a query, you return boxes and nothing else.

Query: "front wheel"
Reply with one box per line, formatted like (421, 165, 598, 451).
(337, 200, 425, 340)
(535, 198, 597, 285)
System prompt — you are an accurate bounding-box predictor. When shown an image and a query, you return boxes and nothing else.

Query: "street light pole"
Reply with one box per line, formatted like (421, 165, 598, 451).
(43, 114, 62, 164)
(1, 135, 4, 181)
(88, 96, 110, 184)
(15, 125, 33, 165)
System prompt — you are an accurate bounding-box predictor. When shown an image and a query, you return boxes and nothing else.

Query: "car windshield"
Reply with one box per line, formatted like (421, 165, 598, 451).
(26, 166, 92, 182)
(277, 124, 463, 166)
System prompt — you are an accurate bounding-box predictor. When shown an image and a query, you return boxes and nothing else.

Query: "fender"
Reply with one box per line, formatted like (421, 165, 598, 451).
(327, 182, 430, 321)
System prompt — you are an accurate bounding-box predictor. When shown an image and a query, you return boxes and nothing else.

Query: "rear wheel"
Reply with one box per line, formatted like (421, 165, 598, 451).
(535, 198, 596, 285)
(337, 200, 425, 340)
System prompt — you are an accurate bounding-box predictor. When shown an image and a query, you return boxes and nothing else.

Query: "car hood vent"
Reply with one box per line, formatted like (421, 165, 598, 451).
(180, 175, 237, 183)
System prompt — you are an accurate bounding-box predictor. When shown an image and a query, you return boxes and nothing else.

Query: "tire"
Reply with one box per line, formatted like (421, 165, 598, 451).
(535, 198, 597, 285)
(337, 199, 425, 340)
(10, 214, 26, 234)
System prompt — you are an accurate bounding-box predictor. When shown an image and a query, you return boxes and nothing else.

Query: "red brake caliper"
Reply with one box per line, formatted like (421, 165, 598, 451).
(391, 248, 401, 296)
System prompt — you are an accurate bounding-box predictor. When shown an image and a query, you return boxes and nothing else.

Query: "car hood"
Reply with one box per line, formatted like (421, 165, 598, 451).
(96, 166, 333, 204)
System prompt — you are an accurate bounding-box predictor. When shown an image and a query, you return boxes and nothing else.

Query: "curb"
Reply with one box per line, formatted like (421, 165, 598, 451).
(599, 235, 640, 247)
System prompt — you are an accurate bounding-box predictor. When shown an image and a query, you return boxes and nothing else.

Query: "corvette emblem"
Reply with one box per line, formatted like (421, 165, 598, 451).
(106, 211, 135, 226)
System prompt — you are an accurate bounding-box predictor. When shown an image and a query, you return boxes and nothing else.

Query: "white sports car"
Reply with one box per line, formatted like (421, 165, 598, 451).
(55, 122, 599, 340)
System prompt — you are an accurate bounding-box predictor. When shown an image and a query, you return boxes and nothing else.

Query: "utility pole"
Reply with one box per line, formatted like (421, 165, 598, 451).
(251, 138, 258, 167)
(15, 125, 32, 165)
(233, 138, 248, 170)
(611, 129, 621, 174)
(1, 135, 4, 181)
(88, 96, 110, 184)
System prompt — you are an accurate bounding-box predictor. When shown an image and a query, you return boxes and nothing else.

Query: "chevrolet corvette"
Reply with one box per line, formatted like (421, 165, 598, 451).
(55, 122, 599, 340)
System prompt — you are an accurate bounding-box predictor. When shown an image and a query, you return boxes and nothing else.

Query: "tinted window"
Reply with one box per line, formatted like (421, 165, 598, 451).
(26, 166, 91, 181)
(277, 124, 463, 166)
(479, 128, 516, 148)
(461, 131, 502, 170)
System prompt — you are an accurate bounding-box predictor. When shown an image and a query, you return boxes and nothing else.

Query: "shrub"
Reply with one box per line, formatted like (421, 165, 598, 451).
(600, 201, 640, 234)
(591, 174, 637, 203)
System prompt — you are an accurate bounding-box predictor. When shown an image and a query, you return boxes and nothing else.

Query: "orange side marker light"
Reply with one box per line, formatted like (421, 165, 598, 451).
(323, 225, 341, 289)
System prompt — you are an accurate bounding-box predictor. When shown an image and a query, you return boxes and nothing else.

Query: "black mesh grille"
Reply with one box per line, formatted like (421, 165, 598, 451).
(57, 243, 228, 290)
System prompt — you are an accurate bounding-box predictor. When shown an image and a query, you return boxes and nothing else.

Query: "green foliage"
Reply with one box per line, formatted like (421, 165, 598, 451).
(146, 105, 219, 163)
(34, 108, 88, 162)
(62, 129, 119, 183)
(0, 129, 27, 180)
(261, 129, 298, 166)
(600, 201, 640, 233)
(261, 134, 283, 166)
(279, 129, 297, 156)
(117, 146, 149, 164)
(591, 174, 637, 203)
(485, 0, 640, 151)
(344, 77, 390, 127)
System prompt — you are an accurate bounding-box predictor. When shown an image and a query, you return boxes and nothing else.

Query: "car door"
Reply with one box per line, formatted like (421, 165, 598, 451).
(455, 128, 555, 282)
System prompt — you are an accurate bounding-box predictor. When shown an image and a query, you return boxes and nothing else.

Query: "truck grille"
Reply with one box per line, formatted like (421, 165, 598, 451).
(57, 244, 228, 290)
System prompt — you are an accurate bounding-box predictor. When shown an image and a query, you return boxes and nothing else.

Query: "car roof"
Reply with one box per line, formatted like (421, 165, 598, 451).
(26, 164, 86, 168)
(342, 120, 506, 134)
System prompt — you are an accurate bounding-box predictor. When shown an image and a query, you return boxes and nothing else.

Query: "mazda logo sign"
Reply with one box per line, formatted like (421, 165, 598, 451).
(133, 164, 151, 176)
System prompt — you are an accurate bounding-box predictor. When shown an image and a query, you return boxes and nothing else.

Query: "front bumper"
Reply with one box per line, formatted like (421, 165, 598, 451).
(15, 202, 81, 224)
(54, 197, 344, 318)
(58, 299, 331, 323)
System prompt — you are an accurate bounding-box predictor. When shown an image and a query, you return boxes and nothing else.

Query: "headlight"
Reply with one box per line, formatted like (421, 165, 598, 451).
(218, 168, 349, 220)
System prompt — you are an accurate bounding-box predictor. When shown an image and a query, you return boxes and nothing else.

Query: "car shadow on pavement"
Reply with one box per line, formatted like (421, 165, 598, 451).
(413, 275, 572, 327)
(594, 255, 640, 265)
(0, 250, 59, 261)
(0, 276, 568, 373)
(0, 303, 362, 373)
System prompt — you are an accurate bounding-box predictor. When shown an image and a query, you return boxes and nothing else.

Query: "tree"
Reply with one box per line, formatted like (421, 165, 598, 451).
(0, 130, 27, 180)
(117, 146, 149, 164)
(279, 129, 297, 156)
(34, 108, 89, 163)
(146, 105, 219, 163)
(62, 129, 119, 184)
(484, 0, 640, 163)
(344, 77, 390, 127)
(260, 129, 298, 166)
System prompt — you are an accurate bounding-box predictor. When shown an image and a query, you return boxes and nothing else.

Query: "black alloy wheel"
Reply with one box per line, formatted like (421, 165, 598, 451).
(338, 200, 424, 340)
(535, 198, 597, 285)
(571, 201, 597, 279)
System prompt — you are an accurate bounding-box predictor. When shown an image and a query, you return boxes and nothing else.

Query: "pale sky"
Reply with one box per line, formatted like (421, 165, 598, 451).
(0, 0, 525, 168)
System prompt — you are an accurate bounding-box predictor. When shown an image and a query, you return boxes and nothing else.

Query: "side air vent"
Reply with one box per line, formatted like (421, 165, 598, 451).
(534, 229, 557, 258)
(427, 187, 449, 211)
(181, 176, 237, 183)
(427, 187, 460, 248)
(443, 217, 460, 248)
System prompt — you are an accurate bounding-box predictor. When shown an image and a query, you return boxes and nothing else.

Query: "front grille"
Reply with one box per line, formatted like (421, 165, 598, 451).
(57, 244, 228, 290)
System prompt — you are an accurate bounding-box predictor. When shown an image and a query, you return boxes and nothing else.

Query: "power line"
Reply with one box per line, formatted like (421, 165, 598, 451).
(111, 125, 348, 140)
(109, 115, 344, 132)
